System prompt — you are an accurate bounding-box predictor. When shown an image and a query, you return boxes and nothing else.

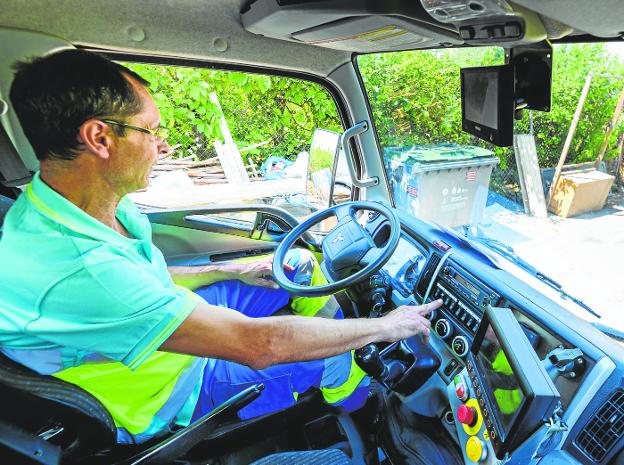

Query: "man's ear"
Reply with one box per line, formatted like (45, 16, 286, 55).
(78, 119, 115, 160)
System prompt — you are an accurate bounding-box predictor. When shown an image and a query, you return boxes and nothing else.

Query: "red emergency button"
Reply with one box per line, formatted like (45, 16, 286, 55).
(457, 404, 477, 427)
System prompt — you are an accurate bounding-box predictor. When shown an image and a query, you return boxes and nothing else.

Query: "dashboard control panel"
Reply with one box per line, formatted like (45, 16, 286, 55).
(429, 263, 501, 358)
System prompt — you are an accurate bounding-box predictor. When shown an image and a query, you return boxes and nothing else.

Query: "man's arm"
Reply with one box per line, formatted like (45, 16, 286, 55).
(160, 299, 442, 369)
(168, 256, 292, 290)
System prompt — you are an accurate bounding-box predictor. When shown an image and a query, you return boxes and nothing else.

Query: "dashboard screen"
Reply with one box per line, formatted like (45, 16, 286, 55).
(453, 272, 480, 297)
(478, 324, 525, 435)
(382, 238, 426, 293)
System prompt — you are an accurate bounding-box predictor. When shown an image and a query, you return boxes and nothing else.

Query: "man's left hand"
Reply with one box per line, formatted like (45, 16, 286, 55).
(233, 257, 295, 289)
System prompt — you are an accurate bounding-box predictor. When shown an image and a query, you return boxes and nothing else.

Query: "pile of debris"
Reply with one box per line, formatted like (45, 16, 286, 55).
(150, 155, 260, 185)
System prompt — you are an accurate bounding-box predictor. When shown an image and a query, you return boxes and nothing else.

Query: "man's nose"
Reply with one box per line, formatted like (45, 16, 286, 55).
(158, 138, 171, 157)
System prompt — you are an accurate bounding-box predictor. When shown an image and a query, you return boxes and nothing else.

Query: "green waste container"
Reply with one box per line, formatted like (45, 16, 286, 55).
(384, 144, 499, 227)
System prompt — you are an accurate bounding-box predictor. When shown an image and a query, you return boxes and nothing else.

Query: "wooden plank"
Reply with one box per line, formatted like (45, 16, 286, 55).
(615, 133, 624, 185)
(548, 73, 594, 205)
(513, 136, 531, 214)
(210, 92, 250, 184)
(595, 84, 624, 168)
(514, 134, 548, 218)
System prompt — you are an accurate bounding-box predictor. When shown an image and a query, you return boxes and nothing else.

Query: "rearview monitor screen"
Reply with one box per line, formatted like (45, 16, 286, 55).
(461, 64, 514, 147)
(464, 70, 499, 130)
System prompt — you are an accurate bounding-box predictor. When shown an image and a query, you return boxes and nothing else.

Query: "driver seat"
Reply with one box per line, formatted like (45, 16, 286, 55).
(0, 350, 353, 465)
(0, 349, 263, 465)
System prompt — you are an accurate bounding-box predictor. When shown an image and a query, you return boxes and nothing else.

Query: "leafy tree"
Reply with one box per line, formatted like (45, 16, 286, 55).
(123, 43, 623, 190)
(359, 43, 624, 170)
(124, 63, 342, 164)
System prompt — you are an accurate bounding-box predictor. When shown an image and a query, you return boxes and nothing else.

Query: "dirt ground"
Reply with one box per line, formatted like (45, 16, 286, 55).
(480, 185, 624, 331)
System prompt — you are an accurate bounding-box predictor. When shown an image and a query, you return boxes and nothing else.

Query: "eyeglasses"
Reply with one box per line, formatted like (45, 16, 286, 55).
(101, 119, 169, 140)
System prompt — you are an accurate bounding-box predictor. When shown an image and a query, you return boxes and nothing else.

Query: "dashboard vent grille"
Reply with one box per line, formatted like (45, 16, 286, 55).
(416, 253, 441, 297)
(576, 390, 624, 462)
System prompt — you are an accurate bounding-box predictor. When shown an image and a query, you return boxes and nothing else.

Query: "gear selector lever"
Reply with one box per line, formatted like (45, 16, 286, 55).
(355, 343, 408, 388)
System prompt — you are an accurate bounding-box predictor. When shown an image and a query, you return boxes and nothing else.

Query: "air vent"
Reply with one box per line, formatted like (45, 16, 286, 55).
(576, 390, 624, 462)
(416, 253, 441, 296)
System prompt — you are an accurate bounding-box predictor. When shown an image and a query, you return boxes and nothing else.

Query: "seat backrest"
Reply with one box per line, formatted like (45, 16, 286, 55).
(0, 193, 13, 226)
(0, 351, 117, 461)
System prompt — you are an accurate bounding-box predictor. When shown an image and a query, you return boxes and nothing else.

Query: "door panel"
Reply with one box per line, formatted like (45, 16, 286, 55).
(146, 205, 318, 265)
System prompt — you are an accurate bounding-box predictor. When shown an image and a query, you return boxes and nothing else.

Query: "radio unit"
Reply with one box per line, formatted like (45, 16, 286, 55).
(439, 265, 499, 310)
(431, 264, 500, 336)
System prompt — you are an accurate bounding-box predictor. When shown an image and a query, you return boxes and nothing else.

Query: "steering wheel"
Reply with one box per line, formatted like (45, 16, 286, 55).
(272, 201, 401, 297)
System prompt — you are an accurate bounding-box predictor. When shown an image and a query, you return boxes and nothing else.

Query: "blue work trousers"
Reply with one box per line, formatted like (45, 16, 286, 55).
(192, 276, 368, 421)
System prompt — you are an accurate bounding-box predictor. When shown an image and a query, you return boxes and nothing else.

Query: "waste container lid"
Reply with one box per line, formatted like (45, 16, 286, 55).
(385, 143, 494, 164)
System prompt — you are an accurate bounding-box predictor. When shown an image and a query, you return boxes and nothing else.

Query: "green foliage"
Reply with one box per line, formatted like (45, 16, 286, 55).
(124, 43, 623, 174)
(124, 63, 342, 163)
(359, 44, 624, 169)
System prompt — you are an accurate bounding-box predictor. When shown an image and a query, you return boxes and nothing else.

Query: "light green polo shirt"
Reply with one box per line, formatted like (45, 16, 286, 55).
(0, 172, 205, 443)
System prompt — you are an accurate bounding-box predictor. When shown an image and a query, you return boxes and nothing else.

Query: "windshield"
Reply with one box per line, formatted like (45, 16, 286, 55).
(358, 44, 624, 331)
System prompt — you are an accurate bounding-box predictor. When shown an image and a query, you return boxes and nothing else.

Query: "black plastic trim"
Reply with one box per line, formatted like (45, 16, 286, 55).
(351, 55, 394, 207)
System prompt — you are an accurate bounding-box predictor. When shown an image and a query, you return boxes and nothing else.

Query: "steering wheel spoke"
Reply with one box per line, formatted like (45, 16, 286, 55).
(334, 204, 353, 223)
(359, 246, 386, 268)
(272, 201, 401, 296)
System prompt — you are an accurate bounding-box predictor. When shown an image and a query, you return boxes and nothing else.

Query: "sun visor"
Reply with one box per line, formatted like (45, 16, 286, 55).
(242, 0, 462, 53)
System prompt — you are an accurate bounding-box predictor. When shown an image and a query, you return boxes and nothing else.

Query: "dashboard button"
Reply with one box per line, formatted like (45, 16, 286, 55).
(454, 374, 469, 401)
(457, 404, 478, 427)
(443, 359, 459, 377)
(466, 436, 487, 462)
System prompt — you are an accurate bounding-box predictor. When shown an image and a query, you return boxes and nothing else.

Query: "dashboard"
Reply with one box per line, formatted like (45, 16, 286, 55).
(362, 212, 624, 465)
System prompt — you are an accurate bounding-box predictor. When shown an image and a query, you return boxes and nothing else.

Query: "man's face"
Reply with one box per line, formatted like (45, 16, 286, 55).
(105, 76, 168, 195)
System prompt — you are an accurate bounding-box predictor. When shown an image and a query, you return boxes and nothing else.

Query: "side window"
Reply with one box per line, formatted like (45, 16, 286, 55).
(122, 62, 344, 221)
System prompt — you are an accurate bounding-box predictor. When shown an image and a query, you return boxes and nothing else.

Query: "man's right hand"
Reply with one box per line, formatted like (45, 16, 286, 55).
(378, 299, 443, 345)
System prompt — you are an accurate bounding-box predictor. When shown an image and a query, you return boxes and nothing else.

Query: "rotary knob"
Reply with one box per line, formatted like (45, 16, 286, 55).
(452, 336, 470, 357)
(434, 318, 453, 339)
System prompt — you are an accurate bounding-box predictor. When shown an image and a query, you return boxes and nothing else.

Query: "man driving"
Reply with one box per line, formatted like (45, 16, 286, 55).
(0, 49, 440, 444)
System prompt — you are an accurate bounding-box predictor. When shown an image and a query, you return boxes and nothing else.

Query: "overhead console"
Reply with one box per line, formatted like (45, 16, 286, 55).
(241, 0, 462, 52)
(420, 0, 547, 44)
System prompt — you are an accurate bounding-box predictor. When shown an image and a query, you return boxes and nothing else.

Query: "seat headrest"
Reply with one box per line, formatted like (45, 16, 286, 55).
(0, 27, 74, 184)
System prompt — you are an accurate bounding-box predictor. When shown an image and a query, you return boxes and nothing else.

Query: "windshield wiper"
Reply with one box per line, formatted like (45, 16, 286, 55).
(466, 233, 601, 319)
(591, 323, 624, 343)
